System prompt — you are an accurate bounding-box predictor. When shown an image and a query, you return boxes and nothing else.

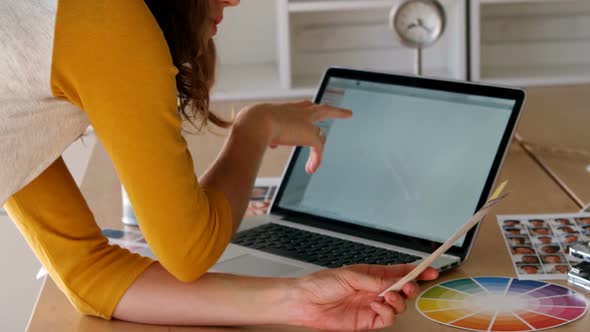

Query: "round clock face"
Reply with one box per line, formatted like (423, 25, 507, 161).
(392, 0, 446, 48)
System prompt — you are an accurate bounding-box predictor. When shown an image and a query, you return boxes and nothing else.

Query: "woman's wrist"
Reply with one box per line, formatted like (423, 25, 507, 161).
(197, 273, 308, 327)
(233, 104, 275, 146)
(260, 277, 307, 327)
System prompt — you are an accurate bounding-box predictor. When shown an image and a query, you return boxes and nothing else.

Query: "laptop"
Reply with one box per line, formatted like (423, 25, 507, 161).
(210, 67, 525, 278)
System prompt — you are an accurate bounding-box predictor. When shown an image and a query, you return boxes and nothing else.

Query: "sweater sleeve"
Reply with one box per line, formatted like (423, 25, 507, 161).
(51, 0, 234, 282)
(4, 158, 154, 319)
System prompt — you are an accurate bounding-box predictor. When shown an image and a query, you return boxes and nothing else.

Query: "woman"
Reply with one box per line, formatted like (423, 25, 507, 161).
(1, 0, 438, 330)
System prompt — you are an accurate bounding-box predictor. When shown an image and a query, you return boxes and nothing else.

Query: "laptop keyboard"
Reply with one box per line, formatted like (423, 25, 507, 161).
(231, 223, 420, 268)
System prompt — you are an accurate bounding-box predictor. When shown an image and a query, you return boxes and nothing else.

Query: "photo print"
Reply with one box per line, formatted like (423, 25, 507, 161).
(516, 263, 542, 275)
(244, 177, 281, 218)
(498, 213, 590, 280)
(506, 235, 530, 246)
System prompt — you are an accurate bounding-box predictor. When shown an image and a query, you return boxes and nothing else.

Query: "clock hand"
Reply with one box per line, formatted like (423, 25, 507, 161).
(416, 18, 433, 33)
(406, 22, 418, 30)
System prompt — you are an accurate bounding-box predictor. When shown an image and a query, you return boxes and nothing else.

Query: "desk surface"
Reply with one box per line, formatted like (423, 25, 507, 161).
(27, 143, 588, 332)
(529, 149, 590, 207)
(515, 84, 590, 207)
(27, 86, 590, 331)
(516, 85, 590, 152)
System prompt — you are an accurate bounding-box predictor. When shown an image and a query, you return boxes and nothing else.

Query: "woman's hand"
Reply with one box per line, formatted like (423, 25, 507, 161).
(238, 100, 352, 174)
(292, 264, 439, 331)
(115, 261, 436, 328)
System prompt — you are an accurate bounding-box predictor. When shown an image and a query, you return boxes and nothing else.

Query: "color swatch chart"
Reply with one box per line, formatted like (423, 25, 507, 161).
(416, 277, 587, 331)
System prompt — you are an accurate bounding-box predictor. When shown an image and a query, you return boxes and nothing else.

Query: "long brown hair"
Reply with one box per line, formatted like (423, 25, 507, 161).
(144, 0, 231, 129)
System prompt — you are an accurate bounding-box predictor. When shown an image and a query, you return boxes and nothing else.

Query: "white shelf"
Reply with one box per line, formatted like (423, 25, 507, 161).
(472, 0, 590, 86)
(481, 65, 590, 86)
(288, 0, 392, 13)
(213, 0, 590, 101)
(292, 74, 327, 90)
(479, 0, 574, 4)
(289, 0, 466, 84)
(212, 63, 314, 101)
(292, 66, 456, 89)
(213, 0, 466, 101)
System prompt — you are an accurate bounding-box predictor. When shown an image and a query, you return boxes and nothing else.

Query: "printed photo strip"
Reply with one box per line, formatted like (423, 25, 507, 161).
(498, 213, 590, 280)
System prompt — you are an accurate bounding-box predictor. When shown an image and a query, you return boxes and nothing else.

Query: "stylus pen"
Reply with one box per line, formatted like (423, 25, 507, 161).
(378, 181, 509, 296)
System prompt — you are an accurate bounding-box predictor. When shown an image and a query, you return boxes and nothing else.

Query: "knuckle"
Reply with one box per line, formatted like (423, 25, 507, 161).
(312, 104, 329, 113)
(398, 300, 407, 311)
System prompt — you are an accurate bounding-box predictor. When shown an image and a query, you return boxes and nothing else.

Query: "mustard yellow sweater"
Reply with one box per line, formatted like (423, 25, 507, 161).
(3, 0, 233, 319)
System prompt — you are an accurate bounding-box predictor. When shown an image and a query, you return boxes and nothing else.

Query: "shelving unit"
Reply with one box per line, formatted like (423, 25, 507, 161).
(213, 0, 467, 101)
(213, 0, 590, 101)
(211, 0, 278, 101)
(287, 0, 393, 13)
(213, 63, 315, 101)
(288, 0, 466, 88)
(471, 0, 590, 86)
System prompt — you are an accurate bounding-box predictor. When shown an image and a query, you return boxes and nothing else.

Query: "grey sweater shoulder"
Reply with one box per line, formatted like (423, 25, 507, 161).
(0, 0, 90, 205)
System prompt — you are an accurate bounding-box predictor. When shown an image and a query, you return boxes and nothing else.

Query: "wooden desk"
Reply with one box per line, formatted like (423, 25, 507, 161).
(514, 84, 590, 207)
(523, 148, 590, 207)
(27, 142, 589, 332)
(27, 87, 590, 331)
(515, 85, 590, 152)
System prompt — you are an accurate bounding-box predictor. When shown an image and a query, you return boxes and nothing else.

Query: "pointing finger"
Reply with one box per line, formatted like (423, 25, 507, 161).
(306, 144, 323, 174)
(310, 105, 353, 122)
(292, 100, 314, 107)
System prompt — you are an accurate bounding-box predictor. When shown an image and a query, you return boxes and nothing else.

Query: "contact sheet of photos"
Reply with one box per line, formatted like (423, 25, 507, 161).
(497, 213, 590, 280)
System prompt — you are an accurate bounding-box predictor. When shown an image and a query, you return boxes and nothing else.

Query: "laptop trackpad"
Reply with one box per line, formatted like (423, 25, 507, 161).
(213, 254, 303, 277)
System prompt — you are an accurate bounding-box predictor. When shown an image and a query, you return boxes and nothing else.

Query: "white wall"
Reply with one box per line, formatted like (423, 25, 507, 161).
(0, 215, 42, 332)
(214, 0, 277, 65)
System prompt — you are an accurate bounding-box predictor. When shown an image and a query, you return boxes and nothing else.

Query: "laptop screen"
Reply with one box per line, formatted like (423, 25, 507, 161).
(275, 74, 517, 247)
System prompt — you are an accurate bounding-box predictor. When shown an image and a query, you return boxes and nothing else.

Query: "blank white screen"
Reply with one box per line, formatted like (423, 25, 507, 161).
(278, 79, 513, 245)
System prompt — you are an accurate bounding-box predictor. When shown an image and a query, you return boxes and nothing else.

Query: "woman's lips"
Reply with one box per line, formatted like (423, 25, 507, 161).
(211, 16, 222, 35)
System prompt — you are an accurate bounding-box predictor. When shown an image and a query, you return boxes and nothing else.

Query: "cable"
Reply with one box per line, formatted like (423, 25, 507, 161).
(514, 133, 586, 209)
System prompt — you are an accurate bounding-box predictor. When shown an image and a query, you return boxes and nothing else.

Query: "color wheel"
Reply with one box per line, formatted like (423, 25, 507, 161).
(416, 277, 588, 331)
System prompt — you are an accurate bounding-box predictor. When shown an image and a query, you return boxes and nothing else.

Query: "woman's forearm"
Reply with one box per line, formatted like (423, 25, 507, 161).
(113, 262, 302, 326)
(199, 101, 352, 233)
(199, 106, 272, 233)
